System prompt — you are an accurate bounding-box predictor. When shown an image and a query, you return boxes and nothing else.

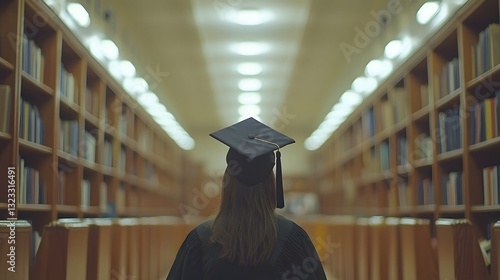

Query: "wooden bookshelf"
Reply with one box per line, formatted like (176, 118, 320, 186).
(0, 0, 193, 229)
(314, 0, 500, 278)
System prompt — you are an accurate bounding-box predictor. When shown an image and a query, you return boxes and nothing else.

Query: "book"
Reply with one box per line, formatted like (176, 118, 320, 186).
(381, 99, 394, 130)
(390, 87, 407, 123)
(19, 98, 44, 145)
(21, 35, 44, 82)
(497, 91, 500, 135)
(474, 24, 500, 76)
(120, 147, 126, 172)
(0, 85, 11, 133)
(380, 140, 390, 171)
(483, 165, 500, 205)
(57, 169, 66, 205)
(362, 107, 375, 138)
(476, 102, 482, 144)
(32, 221, 89, 280)
(438, 111, 447, 153)
(435, 219, 474, 279)
(417, 178, 434, 205)
(397, 136, 407, 166)
(82, 179, 91, 209)
(101, 139, 113, 167)
(492, 221, 500, 279)
(59, 119, 79, 156)
(59, 65, 77, 104)
(83, 131, 96, 162)
(100, 182, 108, 212)
(86, 219, 112, 280)
(399, 218, 439, 279)
(491, 96, 498, 138)
(497, 164, 500, 204)
(0, 220, 31, 280)
(484, 166, 492, 206)
(492, 166, 498, 205)
(470, 103, 477, 145)
(485, 98, 494, 140)
(486, 24, 500, 71)
(414, 133, 433, 160)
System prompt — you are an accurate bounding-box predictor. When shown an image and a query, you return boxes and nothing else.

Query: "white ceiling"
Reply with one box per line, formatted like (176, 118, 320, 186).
(90, 0, 409, 177)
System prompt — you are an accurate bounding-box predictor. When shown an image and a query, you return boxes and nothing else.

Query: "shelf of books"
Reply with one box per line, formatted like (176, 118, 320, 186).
(314, 0, 500, 278)
(0, 0, 193, 229)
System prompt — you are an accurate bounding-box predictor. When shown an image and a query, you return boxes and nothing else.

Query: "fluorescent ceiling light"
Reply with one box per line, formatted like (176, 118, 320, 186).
(237, 62, 262, 75)
(332, 103, 354, 117)
(317, 122, 337, 134)
(238, 104, 261, 116)
(101, 39, 119, 60)
(238, 92, 262, 104)
(123, 77, 148, 96)
(154, 112, 175, 125)
(417, 1, 441, 25)
(352, 76, 378, 94)
(226, 9, 272, 25)
(109, 60, 136, 79)
(304, 137, 321, 151)
(137, 92, 159, 105)
(339, 90, 363, 107)
(322, 116, 343, 127)
(365, 59, 393, 78)
(231, 42, 270, 55)
(119, 60, 136, 78)
(66, 3, 90, 27)
(384, 40, 404, 59)
(89, 38, 104, 60)
(325, 110, 348, 122)
(312, 128, 333, 139)
(238, 78, 262, 91)
(145, 102, 167, 117)
(108, 60, 122, 78)
(177, 138, 195, 150)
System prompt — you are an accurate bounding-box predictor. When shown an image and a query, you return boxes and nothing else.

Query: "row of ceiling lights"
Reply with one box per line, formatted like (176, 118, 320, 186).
(304, 0, 453, 151)
(227, 11, 275, 122)
(50, 1, 196, 150)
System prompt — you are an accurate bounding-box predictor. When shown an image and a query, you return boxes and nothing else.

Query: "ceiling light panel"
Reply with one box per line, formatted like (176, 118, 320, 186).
(101, 39, 119, 60)
(384, 40, 404, 59)
(237, 62, 263, 75)
(365, 59, 393, 78)
(238, 78, 262, 91)
(226, 9, 273, 25)
(351, 76, 378, 95)
(238, 92, 262, 104)
(66, 3, 90, 27)
(230, 42, 270, 56)
(417, 1, 441, 25)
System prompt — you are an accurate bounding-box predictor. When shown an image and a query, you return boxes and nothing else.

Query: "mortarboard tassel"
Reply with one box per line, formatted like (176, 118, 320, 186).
(276, 150, 284, 209)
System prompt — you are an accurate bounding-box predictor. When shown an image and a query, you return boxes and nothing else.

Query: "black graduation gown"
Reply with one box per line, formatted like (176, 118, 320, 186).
(165, 216, 327, 280)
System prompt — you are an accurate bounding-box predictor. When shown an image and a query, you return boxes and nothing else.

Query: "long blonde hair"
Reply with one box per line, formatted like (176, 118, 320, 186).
(210, 169, 278, 266)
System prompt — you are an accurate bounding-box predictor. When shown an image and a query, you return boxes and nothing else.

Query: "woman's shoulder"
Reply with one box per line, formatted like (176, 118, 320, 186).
(186, 219, 213, 244)
(179, 220, 211, 246)
(276, 215, 311, 238)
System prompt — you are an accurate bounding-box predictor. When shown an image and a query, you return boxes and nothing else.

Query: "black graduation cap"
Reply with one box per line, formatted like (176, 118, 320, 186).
(210, 117, 295, 209)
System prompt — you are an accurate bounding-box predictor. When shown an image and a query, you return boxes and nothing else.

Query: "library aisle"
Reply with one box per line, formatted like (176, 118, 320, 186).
(1, 0, 500, 279)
